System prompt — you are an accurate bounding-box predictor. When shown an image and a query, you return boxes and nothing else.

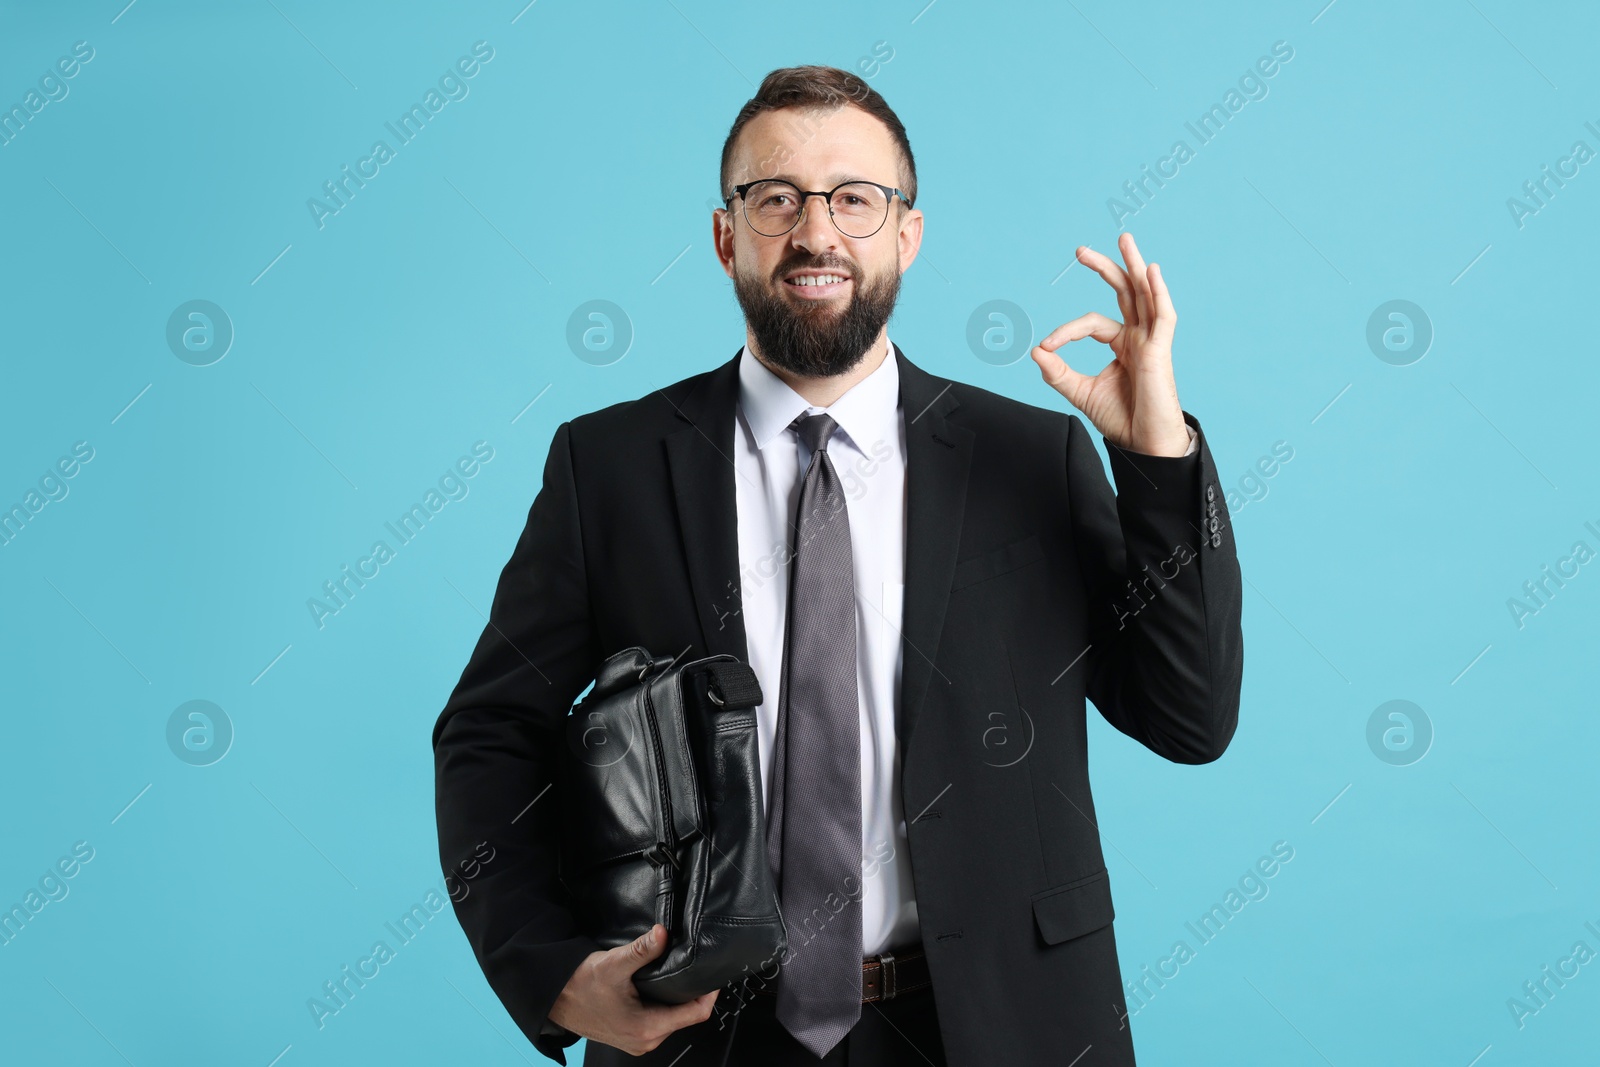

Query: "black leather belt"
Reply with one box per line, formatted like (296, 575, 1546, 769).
(752, 945, 931, 1003)
(861, 946, 931, 1002)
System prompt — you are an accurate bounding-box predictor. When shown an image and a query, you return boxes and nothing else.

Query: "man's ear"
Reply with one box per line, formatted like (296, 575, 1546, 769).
(712, 207, 737, 279)
(896, 206, 924, 275)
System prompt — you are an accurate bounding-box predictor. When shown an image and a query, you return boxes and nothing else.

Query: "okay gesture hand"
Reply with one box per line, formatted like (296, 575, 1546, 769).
(1031, 232, 1191, 458)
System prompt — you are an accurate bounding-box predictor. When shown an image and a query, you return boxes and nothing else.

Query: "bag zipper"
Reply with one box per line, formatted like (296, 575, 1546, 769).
(639, 681, 680, 889)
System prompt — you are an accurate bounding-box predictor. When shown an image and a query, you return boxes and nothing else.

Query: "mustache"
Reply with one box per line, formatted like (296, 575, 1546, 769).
(771, 255, 857, 282)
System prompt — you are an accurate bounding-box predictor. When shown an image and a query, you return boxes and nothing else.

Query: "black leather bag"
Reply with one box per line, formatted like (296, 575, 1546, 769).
(557, 646, 788, 1004)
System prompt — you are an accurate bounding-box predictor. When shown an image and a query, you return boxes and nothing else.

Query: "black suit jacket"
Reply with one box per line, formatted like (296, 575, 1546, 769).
(432, 344, 1244, 1065)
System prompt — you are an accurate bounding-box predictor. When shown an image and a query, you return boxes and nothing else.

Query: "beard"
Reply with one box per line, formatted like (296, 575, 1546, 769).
(732, 252, 901, 378)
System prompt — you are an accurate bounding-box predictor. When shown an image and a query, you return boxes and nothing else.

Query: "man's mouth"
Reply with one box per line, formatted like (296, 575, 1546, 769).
(781, 270, 852, 299)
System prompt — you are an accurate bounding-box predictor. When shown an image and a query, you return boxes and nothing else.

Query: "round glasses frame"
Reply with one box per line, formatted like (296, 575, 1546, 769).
(723, 179, 913, 239)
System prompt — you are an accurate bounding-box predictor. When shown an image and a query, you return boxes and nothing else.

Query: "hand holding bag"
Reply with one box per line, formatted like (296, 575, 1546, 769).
(557, 646, 788, 1004)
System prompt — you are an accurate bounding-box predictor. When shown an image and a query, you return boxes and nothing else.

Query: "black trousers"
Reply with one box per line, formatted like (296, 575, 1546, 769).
(580, 983, 949, 1066)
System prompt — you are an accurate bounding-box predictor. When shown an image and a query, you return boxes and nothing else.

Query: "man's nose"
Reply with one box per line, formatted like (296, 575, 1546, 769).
(788, 194, 841, 253)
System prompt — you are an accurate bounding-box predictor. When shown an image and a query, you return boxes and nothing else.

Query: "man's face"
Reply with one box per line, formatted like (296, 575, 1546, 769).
(714, 104, 923, 379)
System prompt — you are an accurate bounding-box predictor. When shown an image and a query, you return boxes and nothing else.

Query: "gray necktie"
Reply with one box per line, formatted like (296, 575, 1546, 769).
(766, 412, 863, 1059)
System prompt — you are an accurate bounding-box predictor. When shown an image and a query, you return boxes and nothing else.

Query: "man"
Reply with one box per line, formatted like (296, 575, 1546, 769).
(433, 65, 1242, 1066)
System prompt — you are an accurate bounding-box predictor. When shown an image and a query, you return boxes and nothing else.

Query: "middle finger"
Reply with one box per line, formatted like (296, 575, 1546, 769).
(1075, 245, 1137, 327)
(1118, 232, 1152, 328)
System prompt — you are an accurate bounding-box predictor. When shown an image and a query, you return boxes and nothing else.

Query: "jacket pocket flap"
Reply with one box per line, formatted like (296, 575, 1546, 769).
(1031, 867, 1114, 945)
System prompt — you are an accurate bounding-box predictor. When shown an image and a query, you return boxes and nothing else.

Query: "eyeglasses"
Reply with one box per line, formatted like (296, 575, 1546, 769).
(723, 179, 912, 239)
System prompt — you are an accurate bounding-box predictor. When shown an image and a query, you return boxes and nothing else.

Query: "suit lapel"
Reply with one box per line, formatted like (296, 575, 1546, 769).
(662, 343, 973, 751)
(663, 349, 750, 664)
(893, 343, 973, 749)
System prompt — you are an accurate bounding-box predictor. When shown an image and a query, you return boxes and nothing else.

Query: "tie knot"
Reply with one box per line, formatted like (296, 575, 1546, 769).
(793, 412, 839, 454)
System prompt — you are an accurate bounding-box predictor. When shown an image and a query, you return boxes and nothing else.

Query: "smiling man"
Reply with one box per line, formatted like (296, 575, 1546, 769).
(434, 65, 1244, 1067)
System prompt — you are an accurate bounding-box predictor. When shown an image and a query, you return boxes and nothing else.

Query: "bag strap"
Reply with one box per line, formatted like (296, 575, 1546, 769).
(694, 659, 763, 711)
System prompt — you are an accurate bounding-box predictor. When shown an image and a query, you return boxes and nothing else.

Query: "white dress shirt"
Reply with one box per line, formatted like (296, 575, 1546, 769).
(732, 336, 1198, 958)
(734, 335, 917, 956)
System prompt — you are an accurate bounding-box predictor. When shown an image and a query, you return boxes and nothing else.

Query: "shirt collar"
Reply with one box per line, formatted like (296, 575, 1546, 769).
(737, 335, 900, 455)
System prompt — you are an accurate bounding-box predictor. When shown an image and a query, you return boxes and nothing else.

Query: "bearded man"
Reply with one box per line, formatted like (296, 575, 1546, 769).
(434, 63, 1243, 1067)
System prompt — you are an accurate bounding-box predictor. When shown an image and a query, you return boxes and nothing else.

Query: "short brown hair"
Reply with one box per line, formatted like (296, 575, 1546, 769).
(720, 65, 917, 208)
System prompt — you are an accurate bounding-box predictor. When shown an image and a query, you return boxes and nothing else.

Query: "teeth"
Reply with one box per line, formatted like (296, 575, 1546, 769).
(789, 274, 845, 286)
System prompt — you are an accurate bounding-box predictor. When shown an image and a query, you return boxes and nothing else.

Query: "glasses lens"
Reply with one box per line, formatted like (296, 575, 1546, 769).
(743, 180, 802, 236)
(830, 182, 891, 238)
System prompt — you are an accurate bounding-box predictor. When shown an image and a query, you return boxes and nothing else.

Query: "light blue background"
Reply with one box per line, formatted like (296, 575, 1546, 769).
(3, 1, 1597, 1064)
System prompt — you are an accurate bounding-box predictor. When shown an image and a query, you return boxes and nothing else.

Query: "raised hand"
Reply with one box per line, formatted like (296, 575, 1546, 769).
(1030, 232, 1190, 458)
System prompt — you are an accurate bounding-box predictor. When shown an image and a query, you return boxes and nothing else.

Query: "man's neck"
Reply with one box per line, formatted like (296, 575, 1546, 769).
(748, 332, 890, 408)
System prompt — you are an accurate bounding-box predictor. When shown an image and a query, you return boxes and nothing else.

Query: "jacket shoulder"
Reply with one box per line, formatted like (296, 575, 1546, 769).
(942, 374, 1077, 438)
(564, 362, 719, 444)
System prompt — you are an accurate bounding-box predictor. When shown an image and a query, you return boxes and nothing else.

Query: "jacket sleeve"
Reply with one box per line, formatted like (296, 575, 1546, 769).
(1065, 410, 1244, 764)
(432, 419, 604, 1063)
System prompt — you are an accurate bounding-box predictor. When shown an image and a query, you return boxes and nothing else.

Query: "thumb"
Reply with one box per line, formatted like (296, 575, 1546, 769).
(1031, 344, 1094, 411)
(619, 924, 668, 974)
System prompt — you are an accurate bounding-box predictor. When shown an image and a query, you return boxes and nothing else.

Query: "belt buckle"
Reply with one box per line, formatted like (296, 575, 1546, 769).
(878, 950, 897, 1001)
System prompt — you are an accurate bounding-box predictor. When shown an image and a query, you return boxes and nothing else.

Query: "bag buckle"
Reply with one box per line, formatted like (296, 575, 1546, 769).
(644, 842, 679, 869)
